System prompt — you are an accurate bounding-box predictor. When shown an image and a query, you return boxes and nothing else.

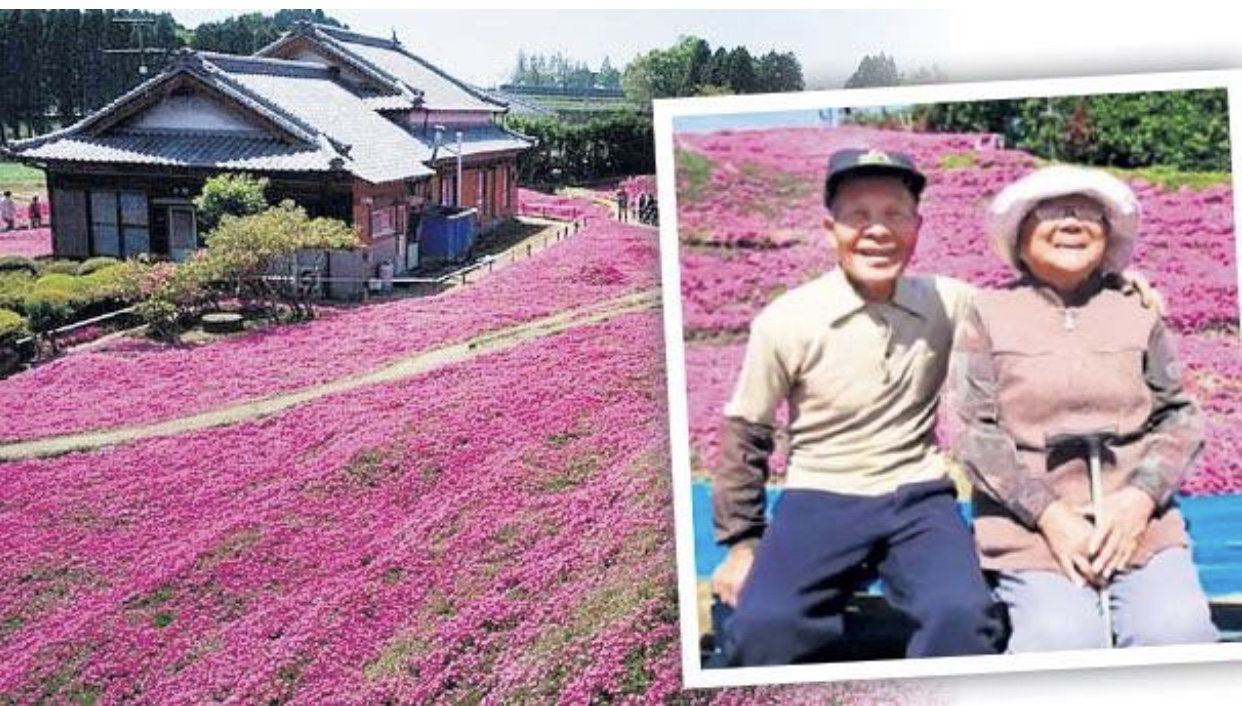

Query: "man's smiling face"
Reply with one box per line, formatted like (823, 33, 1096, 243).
(825, 176, 922, 302)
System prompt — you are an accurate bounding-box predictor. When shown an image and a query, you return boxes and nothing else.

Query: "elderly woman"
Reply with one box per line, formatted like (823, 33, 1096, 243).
(951, 165, 1218, 651)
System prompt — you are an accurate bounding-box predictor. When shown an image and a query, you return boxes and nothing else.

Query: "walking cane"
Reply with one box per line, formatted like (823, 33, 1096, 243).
(1046, 426, 1118, 648)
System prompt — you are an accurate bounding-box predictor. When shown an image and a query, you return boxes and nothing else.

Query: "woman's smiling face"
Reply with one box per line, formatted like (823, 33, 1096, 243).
(1018, 194, 1111, 292)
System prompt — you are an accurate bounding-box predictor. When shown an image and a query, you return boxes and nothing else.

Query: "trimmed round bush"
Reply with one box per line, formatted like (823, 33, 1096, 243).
(0, 308, 26, 340)
(23, 289, 75, 333)
(77, 257, 122, 277)
(0, 255, 38, 276)
(0, 272, 34, 312)
(41, 260, 81, 276)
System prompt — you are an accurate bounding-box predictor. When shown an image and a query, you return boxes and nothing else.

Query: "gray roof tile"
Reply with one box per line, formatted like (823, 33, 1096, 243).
(18, 132, 336, 172)
(312, 25, 505, 113)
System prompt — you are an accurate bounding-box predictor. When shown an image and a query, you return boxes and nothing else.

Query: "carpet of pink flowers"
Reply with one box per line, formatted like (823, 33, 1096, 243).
(677, 125, 1242, 493)
(0, 315, 924, 704)
(0, 190, 930, 703)
(0, 211, 658, 442)
(0, 227, 53, 258)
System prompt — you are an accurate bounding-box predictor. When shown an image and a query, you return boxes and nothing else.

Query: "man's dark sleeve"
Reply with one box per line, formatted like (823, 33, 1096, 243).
(712, 416, 775, 547)
(1130, 317, 1205, 507)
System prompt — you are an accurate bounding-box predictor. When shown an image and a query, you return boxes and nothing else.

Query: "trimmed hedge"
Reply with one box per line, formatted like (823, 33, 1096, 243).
(506, 111, 654, 187)
(0, 308, 26, 340)
(77, 257, 121, 277)
(913, 89, 1231, 172)
(0, 255, 38, 276)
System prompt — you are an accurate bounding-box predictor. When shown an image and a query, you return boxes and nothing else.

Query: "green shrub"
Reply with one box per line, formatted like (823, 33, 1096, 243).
(0, 255, 38, 276)
(0, 272, 34, 311)
(194, 173, 270, 234)
(0, 308, 26, 340)
(23, 289, 75, 333)
(40, 260, 81, 276)
(914, 89, 1230, 172)
(76, 257, 121, 277)
(81, 261, 145, 302)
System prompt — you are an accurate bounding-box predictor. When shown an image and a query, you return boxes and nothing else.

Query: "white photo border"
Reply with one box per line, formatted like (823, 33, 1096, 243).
(653, 69, 1242, 690)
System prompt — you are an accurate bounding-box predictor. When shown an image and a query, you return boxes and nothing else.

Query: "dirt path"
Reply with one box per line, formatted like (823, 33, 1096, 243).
(0, 289, 661, 461)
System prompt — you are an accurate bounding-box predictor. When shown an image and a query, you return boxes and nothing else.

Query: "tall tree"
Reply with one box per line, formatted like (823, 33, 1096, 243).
(682, 37, 712, 95)
(725, 46, 757, 94)
(756, 50, 804, 92)
(707, 47, 730, 88)
(597, 56, 621, 90)
(844, 53, 901, 89)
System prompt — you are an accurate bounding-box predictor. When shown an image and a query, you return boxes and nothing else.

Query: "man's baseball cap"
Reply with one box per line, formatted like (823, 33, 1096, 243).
(824, 148, 927, 207)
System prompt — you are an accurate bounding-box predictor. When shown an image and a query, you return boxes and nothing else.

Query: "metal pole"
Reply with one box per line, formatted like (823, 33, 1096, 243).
(456, 131, 463, 208)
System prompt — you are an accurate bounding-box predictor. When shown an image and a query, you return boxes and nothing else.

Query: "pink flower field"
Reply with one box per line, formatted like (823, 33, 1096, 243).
(676, 125, 1242, 495)
(0, 213, 659, 442)
(1, 189, 932, 703)
(0, 307, 918, 704)
(0, 227, 53, 258)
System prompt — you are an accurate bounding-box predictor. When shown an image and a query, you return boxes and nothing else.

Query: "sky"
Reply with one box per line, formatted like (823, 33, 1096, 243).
(166, 8, 1242, 89)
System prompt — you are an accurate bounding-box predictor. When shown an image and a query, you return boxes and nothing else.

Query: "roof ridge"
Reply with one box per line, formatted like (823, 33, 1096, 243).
(196, 51, 334, 76)
(311, 23, 400, 49)
(384, 44, 507, 110)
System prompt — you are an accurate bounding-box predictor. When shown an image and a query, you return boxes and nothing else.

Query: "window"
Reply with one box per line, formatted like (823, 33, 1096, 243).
(89, 190, 148, 257)
(120, 191, 150, 256)
(370, 206, 397, 237)
(90, 191, 120, 257)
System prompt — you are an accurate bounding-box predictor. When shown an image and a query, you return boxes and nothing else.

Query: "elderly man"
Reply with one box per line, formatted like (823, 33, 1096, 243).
(711, 148, 1005, 665)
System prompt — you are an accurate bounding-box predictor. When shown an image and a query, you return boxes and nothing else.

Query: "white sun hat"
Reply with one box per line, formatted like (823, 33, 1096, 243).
(987, 164, 1141, 274)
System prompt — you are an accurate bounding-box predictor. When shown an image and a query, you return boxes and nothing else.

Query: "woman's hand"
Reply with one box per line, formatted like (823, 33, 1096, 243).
(1037, 500, 1100, 587)
(1089, 486, 1157, 581)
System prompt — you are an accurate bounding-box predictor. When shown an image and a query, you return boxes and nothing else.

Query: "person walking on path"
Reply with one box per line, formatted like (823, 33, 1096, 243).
(616, 187, 629, 222)
(27, 195, 42, 229)
(0, 191, 15, 231)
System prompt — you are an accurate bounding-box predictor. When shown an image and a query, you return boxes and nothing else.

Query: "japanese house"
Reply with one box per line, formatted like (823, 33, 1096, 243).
(7, 22, 532, 274)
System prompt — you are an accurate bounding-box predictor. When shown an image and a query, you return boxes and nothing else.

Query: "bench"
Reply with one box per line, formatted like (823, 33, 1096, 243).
(691, 482, 1242, 664)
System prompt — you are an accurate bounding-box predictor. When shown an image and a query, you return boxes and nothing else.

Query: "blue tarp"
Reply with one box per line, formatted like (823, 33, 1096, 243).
(420, 208, 476, 262)
(690, 481, 1242, 598)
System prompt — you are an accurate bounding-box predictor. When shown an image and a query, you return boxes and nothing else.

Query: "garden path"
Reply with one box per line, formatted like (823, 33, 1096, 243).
(0, 287, 660, 461)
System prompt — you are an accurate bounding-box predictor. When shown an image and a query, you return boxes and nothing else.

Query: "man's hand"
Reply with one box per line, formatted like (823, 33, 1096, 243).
(1119, 269, 1167, 317)
(1036, 500, 1100, 587)
(712, 541, 756, 607)
(1089, 486, 1156, 581)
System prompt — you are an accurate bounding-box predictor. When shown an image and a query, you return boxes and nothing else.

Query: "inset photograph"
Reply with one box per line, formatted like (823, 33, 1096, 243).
(655, 72, 1242, 687)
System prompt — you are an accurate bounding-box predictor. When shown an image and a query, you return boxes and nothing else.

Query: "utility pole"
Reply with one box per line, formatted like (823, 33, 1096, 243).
(104, 16, 169, 77)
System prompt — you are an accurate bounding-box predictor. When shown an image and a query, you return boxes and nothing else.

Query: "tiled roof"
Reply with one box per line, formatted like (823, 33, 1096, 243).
(16, 132, 337, 172)
(473, 86, 555, 117)
(221, 58, 434, 183)
(13, 51, 434, 183)
(307, 24, 506, 113)
(416, 123, 535, 161)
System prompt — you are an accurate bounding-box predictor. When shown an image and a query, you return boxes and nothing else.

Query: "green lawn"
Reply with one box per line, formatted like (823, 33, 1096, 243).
(0, 161, 46, 198)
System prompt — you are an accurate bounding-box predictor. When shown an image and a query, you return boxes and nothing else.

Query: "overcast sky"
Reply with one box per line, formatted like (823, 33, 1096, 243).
(167, 8, 1242, 88)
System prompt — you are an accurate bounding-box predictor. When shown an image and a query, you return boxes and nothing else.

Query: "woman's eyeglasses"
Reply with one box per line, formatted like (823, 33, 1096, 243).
(1031, 203, 1107, 224)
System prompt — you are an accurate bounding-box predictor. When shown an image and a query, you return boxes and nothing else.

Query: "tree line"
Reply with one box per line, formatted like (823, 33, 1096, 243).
(915, 91, 1231, 173)
(0, 9, 342, 142)
(508, 51, 622, 91)
(621, 36, 804, 103)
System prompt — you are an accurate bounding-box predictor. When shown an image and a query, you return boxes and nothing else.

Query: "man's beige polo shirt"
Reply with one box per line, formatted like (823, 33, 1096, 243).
(725, 268, 974, 496)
